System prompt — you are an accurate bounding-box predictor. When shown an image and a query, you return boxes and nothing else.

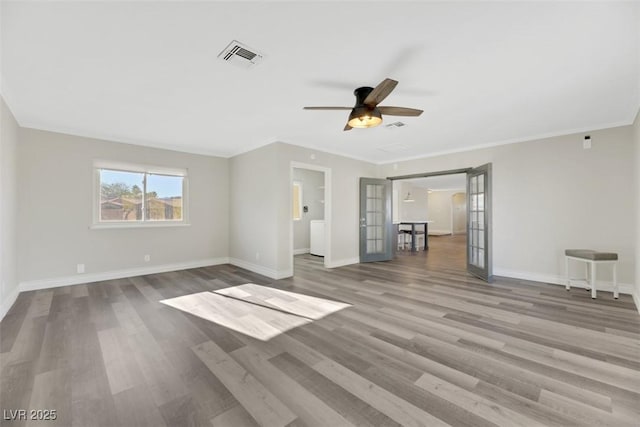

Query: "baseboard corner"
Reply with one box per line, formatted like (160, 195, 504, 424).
(326, 257, 360, 269)
(0, 286, 20, 322)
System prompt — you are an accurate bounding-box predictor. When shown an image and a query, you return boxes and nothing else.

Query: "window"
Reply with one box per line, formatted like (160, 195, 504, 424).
(94, 161, 187, 227)
(292, 181, 302, 221)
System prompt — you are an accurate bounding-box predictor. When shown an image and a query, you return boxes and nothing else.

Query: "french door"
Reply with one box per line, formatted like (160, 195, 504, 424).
(467, 163, 492, 281)
(359, 178, 393, 262)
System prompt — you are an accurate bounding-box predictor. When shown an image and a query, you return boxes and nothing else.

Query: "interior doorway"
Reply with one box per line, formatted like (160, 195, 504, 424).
(391, 173, 468, 269)
(290, 162, 331, 274)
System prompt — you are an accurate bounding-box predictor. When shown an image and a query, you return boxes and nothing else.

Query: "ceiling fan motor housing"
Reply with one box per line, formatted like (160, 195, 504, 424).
(349, 87, 382, 128)
(354, 87, 375, 107)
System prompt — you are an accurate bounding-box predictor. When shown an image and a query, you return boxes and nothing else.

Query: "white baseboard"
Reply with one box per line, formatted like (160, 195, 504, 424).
(0, 286, 20, 321)
(293, 248, 310, 255)
(633, 292, 640, 314)
(429, 229, 452, 236)
(19, 258, 230, 293)
(494, 268, 635, 295)
(228, 258, 293, 280)
(326, 257, 360, 269)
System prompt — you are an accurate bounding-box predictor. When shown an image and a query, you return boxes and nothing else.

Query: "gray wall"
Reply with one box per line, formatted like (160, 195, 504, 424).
(395, 182, 429, 223)
(293, 168, 324, 252)
(634, 109, 640, 305)
(452, 192, 467, 234)
(427, 190, 459, 234)
(228, 143, 280, 276)
(1, 97, 19, 317)
(229, 141, 377, 277)
(275, 142, 378, 272)
(2, 101, 637, 313)
(380, 125, 636, 287)
(17, 128, 229, 283)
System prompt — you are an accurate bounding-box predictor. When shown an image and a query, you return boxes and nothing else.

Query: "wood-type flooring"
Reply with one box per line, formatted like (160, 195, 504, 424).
(1, 235, 639, 426)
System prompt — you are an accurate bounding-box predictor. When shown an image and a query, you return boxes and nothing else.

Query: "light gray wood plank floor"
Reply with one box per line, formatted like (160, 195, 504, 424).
(1, 235, 639, 426)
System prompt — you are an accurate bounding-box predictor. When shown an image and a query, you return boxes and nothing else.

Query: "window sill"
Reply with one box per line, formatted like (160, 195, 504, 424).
(90, 222, 191, 230)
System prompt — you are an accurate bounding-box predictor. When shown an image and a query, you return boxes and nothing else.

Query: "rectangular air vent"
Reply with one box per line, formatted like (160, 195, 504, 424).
(218, 40, 264, 68)
(385, 121, 406, 128)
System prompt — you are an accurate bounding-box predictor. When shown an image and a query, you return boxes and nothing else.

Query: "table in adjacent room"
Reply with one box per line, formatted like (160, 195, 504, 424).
(398, 221, 432, 252)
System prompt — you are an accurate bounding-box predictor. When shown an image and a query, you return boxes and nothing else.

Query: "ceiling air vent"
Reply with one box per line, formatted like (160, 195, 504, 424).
(218, 40, 264, 68)
(385, 121, 406, 128)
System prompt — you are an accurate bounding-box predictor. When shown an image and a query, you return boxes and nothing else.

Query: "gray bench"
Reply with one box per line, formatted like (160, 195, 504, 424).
(565, 249, 618, 299)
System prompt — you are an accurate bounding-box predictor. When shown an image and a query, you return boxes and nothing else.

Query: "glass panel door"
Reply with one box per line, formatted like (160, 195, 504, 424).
(467, 164, 492, 281)
(360, 178, 393, 262)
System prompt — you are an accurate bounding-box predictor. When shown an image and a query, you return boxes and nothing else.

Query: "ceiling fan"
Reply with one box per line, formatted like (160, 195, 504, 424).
(304, 78, 423, 131)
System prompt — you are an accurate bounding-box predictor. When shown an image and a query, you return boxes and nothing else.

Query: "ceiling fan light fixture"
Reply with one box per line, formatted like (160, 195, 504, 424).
(348, 106, 382, 128)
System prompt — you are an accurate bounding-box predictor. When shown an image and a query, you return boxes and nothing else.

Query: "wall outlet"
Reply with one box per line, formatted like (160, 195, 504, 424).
(77, 264, 85, 274)
(144, 254, 151, 262)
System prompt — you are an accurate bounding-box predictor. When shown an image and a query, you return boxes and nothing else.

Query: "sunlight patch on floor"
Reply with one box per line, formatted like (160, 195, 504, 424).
(160, 284, 351, 341)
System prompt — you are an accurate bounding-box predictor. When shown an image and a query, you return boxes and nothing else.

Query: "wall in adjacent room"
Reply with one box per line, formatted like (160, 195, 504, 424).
(452, 192, 467, 234)
(395, 181, 429, 222)
(293, 168, 324, 253)
(0, 97, 20, 319)
(427, 190, 459, 234)
(17, 127, 229, 287)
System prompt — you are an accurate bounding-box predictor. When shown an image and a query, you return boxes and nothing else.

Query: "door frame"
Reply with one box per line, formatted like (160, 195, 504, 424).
(290, 162, 332, 272)
(387, 166, 493, 282)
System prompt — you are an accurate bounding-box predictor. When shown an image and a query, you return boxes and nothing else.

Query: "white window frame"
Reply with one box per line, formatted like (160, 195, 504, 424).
(92, 160, 189, 229)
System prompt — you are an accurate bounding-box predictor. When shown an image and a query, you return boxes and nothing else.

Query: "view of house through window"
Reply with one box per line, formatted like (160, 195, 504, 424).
(99, 168, 184, 222)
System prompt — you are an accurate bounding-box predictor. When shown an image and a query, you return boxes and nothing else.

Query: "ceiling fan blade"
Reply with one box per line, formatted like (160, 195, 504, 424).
(363, 78, 398, 106)
(304, 106, 352, 110)
(344, 123, 353, 131)
(378, 106, 423, 116)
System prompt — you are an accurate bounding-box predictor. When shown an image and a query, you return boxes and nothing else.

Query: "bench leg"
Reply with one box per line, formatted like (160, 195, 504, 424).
(590, 261, 596, 299)
(565, 257, 570, 290)
(613, 263, 618, 299)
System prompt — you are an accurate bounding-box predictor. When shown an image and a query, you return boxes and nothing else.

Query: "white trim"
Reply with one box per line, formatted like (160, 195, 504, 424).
(428, 229, 453, 236)
(377, 120, 634, 165)
(633, 292, 640, 314)
(17, 118, 635, 166)
(494, 268, 634, 295)
(0, 286, 20, 322)
(90, 222, 191, 230)
(228, 258, 292, 280)
(93, 159, 187, 177)
(290, 162, 332, 273)
(326, 257, 360, 269)
(19, 258, 228, 292)
(293, 248, 310, 255)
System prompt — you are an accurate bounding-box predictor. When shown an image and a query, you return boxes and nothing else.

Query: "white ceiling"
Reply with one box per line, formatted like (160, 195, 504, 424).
(2, 1, 638, 163)
(403, 174, 467, 192)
